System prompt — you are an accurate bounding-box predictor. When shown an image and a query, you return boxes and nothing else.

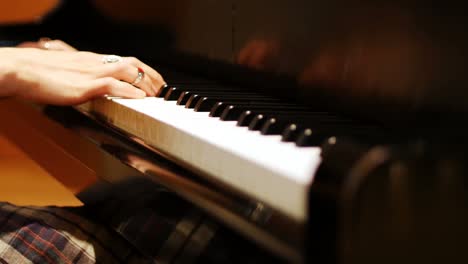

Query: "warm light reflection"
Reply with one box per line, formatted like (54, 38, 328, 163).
(234, 5, 444, 110)
(0, 0, 58, 24)
(236, 38, 281, 71)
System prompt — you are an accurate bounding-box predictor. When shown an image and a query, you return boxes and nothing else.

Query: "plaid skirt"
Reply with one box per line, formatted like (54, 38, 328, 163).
(0, 188, 281, 264)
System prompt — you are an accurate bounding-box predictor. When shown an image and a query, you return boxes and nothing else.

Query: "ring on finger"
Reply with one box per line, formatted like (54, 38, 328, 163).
(132, 67, 145, 85)
(102, 54, 123, 64)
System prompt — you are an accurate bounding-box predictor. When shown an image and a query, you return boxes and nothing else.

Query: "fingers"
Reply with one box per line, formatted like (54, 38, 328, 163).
(89, 77, 147, 100)
(96, 56, 166, 96)
(125, 57, 166, 94)
(16, 41, 42, 49)
(96, 61, 157, 96)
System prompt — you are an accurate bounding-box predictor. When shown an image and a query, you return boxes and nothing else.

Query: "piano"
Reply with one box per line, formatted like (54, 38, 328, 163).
(1, 0, 468, 263)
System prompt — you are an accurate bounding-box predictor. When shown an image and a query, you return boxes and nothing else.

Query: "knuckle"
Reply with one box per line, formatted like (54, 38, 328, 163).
(110, 62, 128, 72)
(126, 56, 142, 65)
(155, 73, 164, 81)
(99, 77, 116, 88)
(126, 56, 137, 63)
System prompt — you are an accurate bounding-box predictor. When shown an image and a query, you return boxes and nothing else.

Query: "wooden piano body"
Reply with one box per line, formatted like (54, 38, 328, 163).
(1, 0, 468, 263)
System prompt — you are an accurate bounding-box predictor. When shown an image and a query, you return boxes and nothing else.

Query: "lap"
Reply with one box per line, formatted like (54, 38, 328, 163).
(0, 202, 151, 263)
(0, 190, 282, 264)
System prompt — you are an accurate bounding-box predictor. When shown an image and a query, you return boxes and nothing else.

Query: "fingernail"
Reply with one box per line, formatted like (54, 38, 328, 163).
(135, 89, 146, 98)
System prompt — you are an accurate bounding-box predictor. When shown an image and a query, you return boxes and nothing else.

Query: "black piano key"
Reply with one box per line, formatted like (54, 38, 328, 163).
(261, 117, 287, 135)
(260, 118, 275, 134)
(185, 94, 203, 108)
(248, 114, 267, 130)
(220, 105, 244, 120)
(237, 107, 325, 126)
(281, 122, 349, 140)
(237, 109, 290, 127)
(194, 97, 217, 112)
(216, 104, 245, 118)
(238, 111, 255, 126)
(164, 87, 183, 101)
(252, 110, 346, 138)
(282, 124, 302, 142)
(179, 90, 255, 107)
(209, 102, 225, 117)
(296, 128, 329, 147)
(211, 101, 270, 118)
(260, 111, 330, 135)
(156, 84, 170, 98)
(176, 86, 248, 106)
(262, 113, 344, 136)
(207, 96, 282, 117)
(280, 119, 340, 142)
(248, 110, 323, 132)
(195, 96, 261, 113)
(266, 116, 337, 137)
(212, 102, 260, 118)
(230, 104, 316, 120)
(177, 91, 193, 105)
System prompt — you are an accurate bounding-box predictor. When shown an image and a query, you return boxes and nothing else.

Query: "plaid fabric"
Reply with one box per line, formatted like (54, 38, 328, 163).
(0, 187, 281, 263)
(0, 202, 151, 264)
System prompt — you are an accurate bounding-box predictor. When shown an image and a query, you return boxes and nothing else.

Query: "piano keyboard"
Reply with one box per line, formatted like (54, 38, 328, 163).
(78, 96, 321, 221)
(77, 78, 382, 222)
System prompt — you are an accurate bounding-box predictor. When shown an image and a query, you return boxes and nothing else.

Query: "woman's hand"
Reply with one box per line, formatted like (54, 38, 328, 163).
(0, 47, 165, 105)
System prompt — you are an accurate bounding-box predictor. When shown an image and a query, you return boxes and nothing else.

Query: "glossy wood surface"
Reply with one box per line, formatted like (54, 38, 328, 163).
(0, 132, 81, 206)
(0, 0, 179, 25)
(0, 0, 58, 23)
(0, 99, 97, 205)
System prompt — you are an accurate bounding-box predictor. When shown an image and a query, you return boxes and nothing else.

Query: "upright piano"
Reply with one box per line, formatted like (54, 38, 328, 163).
(1, 0, 468, 263)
